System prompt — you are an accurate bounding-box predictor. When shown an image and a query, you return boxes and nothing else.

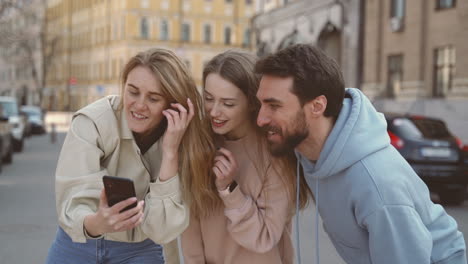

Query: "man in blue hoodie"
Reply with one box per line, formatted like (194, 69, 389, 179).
(255, 44, 466, 264)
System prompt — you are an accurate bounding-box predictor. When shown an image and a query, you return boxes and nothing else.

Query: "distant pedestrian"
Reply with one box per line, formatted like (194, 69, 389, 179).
(46, 48, 215, 264)
(50, 122, 56, 143)
(255, 44, 467, 264)
(181, 50, 311, 264)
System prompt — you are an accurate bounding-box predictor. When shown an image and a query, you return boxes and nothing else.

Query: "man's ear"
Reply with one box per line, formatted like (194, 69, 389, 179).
(304, 95, 327, 117)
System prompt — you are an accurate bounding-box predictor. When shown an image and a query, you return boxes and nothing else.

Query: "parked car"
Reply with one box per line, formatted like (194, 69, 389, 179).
(0, 97, 25, 152)
(385, 113, 468, 205)
(20, 110, 32, 137)
(0, 104, 14, 170)
(20, 105, 46, 135)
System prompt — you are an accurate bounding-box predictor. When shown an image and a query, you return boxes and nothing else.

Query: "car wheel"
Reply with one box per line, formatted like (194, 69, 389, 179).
(0, 141, 3, 174)
(439, 188, 466, 205)
(3, 143, 13, 164)
(14, 139, 24, 152)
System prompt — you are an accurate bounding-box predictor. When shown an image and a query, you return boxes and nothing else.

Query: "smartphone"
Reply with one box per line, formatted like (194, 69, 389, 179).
(102, 176, 137, 212)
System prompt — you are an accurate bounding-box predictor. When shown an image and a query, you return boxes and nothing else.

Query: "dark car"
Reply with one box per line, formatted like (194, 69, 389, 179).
(20, 105, 46, 135)
(0, 105, 14, 171)
(385, 113, 467, 205)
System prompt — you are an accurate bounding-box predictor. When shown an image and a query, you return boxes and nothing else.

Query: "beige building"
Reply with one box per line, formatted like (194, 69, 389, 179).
(45, 0, 256, 111)
(252, 0, 364, 88)
(362, 0, 468, 141)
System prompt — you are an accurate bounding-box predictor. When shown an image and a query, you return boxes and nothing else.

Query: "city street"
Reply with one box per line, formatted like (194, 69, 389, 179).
(0, 133, 467, 263)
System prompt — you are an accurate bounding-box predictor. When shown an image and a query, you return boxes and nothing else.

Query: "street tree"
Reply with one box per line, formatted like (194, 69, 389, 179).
(0, 0, 59, 105)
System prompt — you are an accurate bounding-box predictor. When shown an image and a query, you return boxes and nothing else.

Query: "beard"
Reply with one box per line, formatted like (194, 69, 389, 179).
(265, 110, 308, 157)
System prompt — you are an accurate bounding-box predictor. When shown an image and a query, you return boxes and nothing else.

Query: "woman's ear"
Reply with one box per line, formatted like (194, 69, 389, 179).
(304, 95, 327, 117)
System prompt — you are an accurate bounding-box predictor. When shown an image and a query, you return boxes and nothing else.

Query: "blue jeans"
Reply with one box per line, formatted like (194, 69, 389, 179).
(46, 227, 164, 264)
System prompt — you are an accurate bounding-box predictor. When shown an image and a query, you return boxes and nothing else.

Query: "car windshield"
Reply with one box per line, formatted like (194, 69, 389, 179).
(0, 102, 19, 116)
(391, 118, 423, 139)
(22, 108, 41, 118)
(391, 117, 452, 139)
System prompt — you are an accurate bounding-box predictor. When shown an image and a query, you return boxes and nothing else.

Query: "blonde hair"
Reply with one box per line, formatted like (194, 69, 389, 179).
(120, 48, 216, 209)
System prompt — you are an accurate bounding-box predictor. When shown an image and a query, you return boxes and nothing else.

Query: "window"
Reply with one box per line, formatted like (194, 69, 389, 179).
(224, 26, 231, 45)
(181, 23, 191, 42)
(436, 0, 456, 10)
(390, 0, 405, 18)
(141, 0, 149, 8)
(160, 20, 169, 40)
(140, 17, 149, 39)
(433, 46, 456, 97)
(203, 24, 211, 44)
(243, 28, 251, 47)
(387, 54, 403, 98)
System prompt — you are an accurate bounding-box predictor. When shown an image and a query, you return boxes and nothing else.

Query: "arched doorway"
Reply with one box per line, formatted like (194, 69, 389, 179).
(317, 22, 342, 66)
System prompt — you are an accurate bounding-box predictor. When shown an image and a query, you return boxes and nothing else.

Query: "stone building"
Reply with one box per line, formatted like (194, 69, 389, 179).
(362, 0, 468, 141)
(252, 0, 364, 88)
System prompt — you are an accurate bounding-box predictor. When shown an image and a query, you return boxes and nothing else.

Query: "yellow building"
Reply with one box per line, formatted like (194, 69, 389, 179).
(45, 0, 256, 111)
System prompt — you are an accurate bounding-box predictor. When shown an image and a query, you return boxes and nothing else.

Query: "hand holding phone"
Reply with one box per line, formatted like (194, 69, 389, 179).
(103, 176, 137, 212)
(83, 177, 144, 237)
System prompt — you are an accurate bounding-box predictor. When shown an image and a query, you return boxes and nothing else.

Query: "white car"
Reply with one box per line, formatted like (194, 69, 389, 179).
(0, 97, 25, 152)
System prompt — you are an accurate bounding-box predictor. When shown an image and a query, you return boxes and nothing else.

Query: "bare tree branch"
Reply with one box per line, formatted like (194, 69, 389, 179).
(0, 0, 59, 105)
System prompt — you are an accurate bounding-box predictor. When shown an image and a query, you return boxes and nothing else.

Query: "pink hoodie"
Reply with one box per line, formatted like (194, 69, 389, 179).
(181, 134, 294, 264)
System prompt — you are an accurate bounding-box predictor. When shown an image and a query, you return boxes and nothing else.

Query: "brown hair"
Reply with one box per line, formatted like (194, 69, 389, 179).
(255, 44, 345, 120)
(120, 48, 216, 209)
(202, 50, 311, 214)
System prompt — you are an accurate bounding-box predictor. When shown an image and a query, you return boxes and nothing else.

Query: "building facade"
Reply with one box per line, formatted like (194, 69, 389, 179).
(45, 0, 255, 111)
(252, 0, 363, 88)
(362, 0, 468, 141)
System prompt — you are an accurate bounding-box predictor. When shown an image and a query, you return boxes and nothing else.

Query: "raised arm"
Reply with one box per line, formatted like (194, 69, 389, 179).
(214, 150, 292, 253)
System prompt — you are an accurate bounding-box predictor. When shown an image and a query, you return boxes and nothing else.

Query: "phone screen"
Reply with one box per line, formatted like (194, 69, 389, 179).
(102, 176, 137, 212)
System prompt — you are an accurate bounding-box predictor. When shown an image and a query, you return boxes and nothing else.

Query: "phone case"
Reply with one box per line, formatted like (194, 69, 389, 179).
(102, 175, 137, 212)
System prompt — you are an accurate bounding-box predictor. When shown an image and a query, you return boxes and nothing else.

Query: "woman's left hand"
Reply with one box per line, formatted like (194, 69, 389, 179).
(213, 148, 238, 191)
(161, 98, 195, 157)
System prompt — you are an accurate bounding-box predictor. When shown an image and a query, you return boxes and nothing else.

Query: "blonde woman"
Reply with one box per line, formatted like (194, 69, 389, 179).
(181, 50, 311, 264)
(46, 48, 215, 264)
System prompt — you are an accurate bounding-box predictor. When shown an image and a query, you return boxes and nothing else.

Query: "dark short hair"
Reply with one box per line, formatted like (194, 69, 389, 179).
(255, 44, 345, 119)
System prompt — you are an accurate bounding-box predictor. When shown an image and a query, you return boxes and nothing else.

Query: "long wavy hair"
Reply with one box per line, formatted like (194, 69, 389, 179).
(200, 50, 311, 217)
(119, 48, 216, 208)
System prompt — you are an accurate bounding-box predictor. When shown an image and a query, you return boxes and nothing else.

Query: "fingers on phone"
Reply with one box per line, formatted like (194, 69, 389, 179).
(114, 211, 144, 231)
(112, 197, 137, 213)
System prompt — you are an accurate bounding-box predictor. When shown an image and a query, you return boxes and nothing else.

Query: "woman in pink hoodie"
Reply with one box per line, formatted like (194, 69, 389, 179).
(181, 50, 311, 264)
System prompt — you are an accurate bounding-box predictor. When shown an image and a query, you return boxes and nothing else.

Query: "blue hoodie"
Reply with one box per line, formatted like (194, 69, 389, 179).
(296, 88, 466, 264)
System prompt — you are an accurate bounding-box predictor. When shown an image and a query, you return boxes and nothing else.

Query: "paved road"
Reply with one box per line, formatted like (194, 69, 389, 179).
(0, 133, 62, 264)
(0, 133, 467, 263)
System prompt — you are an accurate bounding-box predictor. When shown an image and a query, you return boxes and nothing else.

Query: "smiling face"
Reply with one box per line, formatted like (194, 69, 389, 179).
(256, 75, 309, 156)
(204, 73, 251, 139)
(123, 66, 168, 138)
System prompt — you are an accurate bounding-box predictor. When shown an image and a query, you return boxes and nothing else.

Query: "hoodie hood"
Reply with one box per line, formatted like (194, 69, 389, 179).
(296, 88, 390, 180)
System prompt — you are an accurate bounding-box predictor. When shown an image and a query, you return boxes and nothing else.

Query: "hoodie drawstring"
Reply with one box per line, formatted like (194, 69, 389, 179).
(295, 160, 302, 264)
(296, 159, 321, 264)
(315, 179, 320, 264)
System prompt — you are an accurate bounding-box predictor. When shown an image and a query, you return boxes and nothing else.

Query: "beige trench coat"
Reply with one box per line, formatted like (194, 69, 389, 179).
(55, 95, 187, 263)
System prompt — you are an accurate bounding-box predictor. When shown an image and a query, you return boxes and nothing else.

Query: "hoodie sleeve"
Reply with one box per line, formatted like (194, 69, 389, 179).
(55, 115, 108, 243)
(362, 205, 433, 264)
(220, 164, 291, 253)
(181, 213, 206, 264)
